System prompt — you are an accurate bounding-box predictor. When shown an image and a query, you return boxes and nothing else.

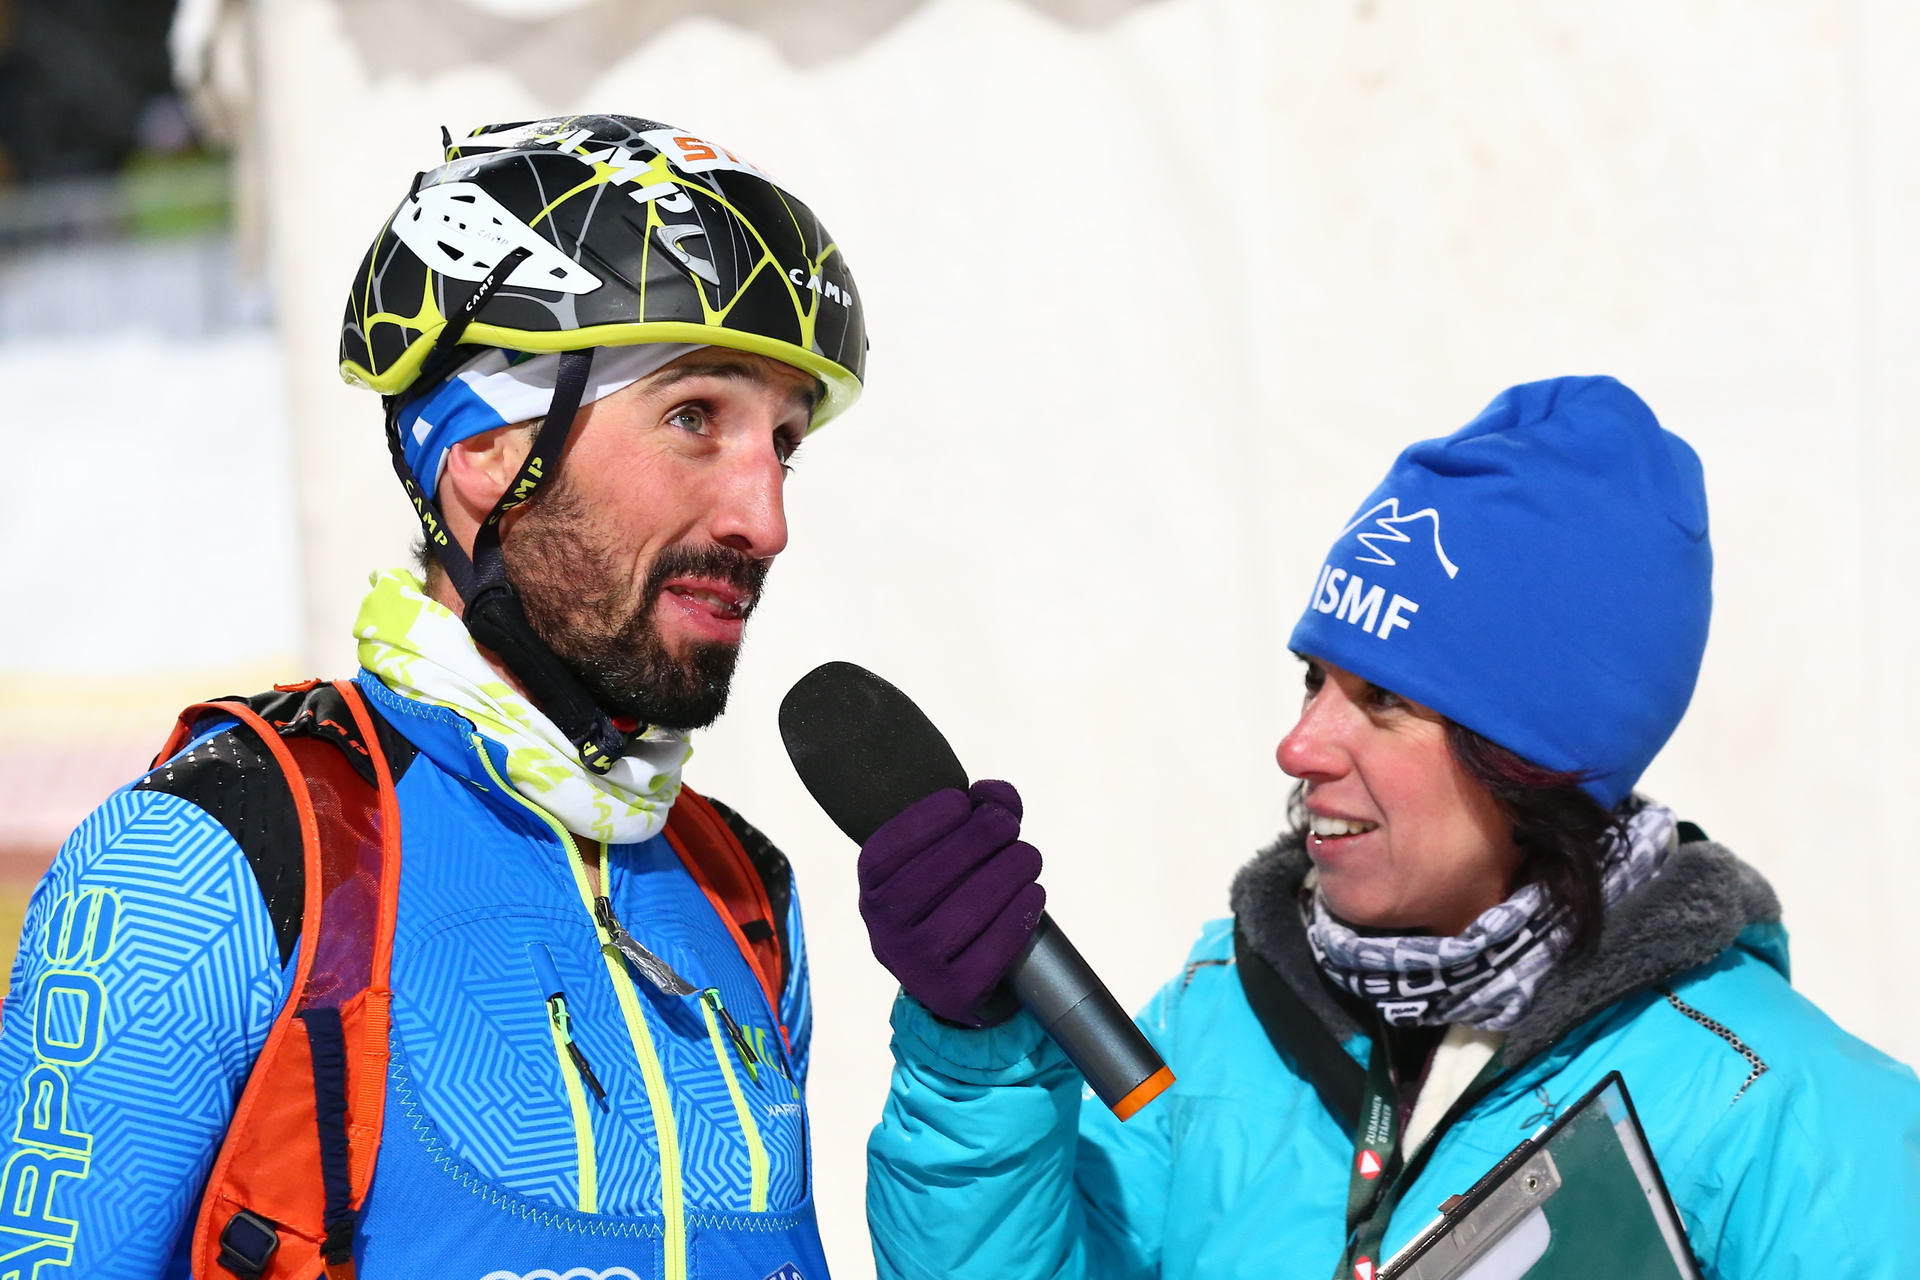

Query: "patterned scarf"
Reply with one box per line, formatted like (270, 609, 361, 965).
(1304, 801, 1676, 1030)
(354, 568, 690, 844)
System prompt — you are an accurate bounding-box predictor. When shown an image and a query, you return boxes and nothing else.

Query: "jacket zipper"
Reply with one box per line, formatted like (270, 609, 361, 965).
(699, 987, 770, 1211)
(473, 739, 688, 1280)
(596, 891, 774, 1211)
(529, 942, 603, 1212)
(551, 996, 609, 1104)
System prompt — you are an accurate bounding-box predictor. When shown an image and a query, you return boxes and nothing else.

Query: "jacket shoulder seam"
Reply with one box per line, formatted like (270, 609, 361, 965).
(1657, 985, 1769, 1103)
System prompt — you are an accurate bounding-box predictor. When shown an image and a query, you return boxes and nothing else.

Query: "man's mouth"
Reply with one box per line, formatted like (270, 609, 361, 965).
(662, 580, 750, 621)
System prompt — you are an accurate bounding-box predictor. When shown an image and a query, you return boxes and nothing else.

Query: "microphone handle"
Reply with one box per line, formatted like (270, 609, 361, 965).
(1008, 913, 1174, 1121)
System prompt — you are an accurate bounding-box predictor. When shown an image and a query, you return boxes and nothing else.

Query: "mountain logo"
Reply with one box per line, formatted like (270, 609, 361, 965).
(1339, 499, 1461, 580)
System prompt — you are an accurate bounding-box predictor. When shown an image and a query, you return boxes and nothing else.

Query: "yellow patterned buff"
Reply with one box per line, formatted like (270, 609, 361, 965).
(354, 568, 690, 843)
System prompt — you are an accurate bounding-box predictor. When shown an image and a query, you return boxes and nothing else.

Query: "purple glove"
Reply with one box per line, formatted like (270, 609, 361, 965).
(857, 779, 1045, 1028)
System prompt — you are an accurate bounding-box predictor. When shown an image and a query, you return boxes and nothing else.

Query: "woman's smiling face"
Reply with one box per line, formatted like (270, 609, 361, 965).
(1276, 657, 1522, 937)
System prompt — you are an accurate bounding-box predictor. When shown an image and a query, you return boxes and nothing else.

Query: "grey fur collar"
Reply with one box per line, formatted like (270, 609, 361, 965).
(1229, 833, 1782, 1067)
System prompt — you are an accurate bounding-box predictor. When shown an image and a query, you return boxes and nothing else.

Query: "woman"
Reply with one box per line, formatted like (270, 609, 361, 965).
(856, 376, 1920, 1278)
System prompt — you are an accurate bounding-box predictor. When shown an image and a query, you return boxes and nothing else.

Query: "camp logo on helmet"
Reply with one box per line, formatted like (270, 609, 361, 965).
(786, 267, 854, 309)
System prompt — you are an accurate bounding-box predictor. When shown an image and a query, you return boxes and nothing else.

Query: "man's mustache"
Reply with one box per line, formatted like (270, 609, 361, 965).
(639, 544, 772, 620)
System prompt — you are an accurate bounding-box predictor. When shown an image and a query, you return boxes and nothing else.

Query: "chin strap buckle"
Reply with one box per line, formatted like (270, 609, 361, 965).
(462, 582, 630, 776)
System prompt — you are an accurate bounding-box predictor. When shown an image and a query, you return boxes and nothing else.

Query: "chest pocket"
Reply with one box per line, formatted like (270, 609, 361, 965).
(389, 844, 806, 1221)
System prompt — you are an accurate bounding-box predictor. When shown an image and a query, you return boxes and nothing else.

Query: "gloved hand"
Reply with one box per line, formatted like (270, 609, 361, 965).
(857, 779, 1045, 1028)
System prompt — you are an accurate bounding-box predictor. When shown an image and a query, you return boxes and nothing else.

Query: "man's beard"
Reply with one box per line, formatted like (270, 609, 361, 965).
(504, 483, 770, 732)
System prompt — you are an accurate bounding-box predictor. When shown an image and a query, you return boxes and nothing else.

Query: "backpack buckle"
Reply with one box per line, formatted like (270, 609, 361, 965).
(217, 1209, 280, 1278)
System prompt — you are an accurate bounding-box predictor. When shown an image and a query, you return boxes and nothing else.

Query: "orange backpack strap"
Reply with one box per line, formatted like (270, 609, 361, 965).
(661, 786, 789, 1040)
(167, 680, 401, 1280)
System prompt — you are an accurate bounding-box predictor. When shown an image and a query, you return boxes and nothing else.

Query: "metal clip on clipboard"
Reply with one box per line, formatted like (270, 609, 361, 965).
(1381, 1072, 1701, 1280)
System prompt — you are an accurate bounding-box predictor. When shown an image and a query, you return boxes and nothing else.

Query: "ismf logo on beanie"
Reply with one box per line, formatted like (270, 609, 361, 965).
(1287, 376, 1712, 810)
(1305, 498, 1459, 641)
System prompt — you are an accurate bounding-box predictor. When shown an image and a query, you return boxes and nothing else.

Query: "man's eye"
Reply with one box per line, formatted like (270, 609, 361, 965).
(668, 405, 710, 434)
(1301, 666, 1323, 698)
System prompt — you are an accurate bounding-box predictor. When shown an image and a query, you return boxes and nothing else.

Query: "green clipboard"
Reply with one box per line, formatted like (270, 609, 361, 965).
(1381, 1072, 1701, 1279)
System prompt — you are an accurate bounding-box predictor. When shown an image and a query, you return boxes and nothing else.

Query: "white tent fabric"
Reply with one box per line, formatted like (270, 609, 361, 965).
(139, 2, 1920, 1271)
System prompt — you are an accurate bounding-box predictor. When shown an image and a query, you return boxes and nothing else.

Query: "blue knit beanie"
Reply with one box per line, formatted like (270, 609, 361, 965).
(1287, 376, 1711, 810)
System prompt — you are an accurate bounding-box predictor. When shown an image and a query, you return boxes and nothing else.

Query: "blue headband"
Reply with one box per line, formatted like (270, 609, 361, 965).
(397, 344, 702, 498)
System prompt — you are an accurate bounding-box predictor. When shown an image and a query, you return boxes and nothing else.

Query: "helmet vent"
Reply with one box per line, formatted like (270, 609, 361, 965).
(392, 181, 602, 296)
(655, 224, 719, 286)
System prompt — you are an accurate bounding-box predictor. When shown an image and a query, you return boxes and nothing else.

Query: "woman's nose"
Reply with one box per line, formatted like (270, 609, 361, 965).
(1276, 696, 1345, 782)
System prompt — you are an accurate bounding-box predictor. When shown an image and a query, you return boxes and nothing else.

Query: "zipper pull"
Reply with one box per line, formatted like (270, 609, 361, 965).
(594, 894, 773, 1083)
(595, 895, 699, 997)
(702, 988, 761, 1083)
(547, 993, 608, 1104)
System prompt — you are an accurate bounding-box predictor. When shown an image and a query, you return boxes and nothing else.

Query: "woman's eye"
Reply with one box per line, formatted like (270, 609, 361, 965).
(1365, 684, 1404, 712)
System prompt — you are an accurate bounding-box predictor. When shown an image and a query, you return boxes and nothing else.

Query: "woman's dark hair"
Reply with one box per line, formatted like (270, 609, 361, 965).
(1289, 721, 1626, 953)
(1443, 722, 1624, 953)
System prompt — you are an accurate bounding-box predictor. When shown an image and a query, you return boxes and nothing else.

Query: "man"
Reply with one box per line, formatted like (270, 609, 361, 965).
(0, 114, 863, 1280)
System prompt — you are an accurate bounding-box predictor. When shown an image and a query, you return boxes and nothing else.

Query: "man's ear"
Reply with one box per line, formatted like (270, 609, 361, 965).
(439, 423, 533, 524)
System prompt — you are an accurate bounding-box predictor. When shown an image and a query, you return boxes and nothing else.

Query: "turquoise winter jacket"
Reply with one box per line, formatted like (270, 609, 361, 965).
(867, 833, 1920, 1278)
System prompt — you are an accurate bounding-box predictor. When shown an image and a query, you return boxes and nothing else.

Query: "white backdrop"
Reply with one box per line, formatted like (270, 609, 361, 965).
(136, 0, 1920, 1272)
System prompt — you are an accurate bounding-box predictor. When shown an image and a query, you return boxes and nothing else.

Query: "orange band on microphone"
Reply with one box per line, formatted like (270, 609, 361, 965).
(1111, 1066, 1175, 1122)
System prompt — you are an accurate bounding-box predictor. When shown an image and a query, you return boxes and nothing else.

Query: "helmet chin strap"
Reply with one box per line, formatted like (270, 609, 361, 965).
(382, 250, 631, 774)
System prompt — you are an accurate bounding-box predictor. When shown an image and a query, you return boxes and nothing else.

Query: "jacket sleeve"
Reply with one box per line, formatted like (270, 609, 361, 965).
(0, 788, 285, 1279)
(1680, 1040, 1920, 1279)
(866, 977, 1179, 1280)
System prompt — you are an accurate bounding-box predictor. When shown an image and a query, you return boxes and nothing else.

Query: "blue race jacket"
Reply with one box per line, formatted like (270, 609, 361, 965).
(0, 672, 825, 1280)
(868, 834, 1920, 1279)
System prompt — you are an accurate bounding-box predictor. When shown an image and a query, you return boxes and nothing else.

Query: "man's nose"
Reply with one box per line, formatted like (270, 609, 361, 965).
(709, 441, 789, 559)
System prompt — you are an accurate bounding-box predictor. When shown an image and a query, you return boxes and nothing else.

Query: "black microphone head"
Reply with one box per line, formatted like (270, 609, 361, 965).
(779, 661, 969, 843)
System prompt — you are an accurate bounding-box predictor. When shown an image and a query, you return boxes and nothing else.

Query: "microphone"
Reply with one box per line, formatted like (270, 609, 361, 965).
(779, 661, 1174, 1120)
